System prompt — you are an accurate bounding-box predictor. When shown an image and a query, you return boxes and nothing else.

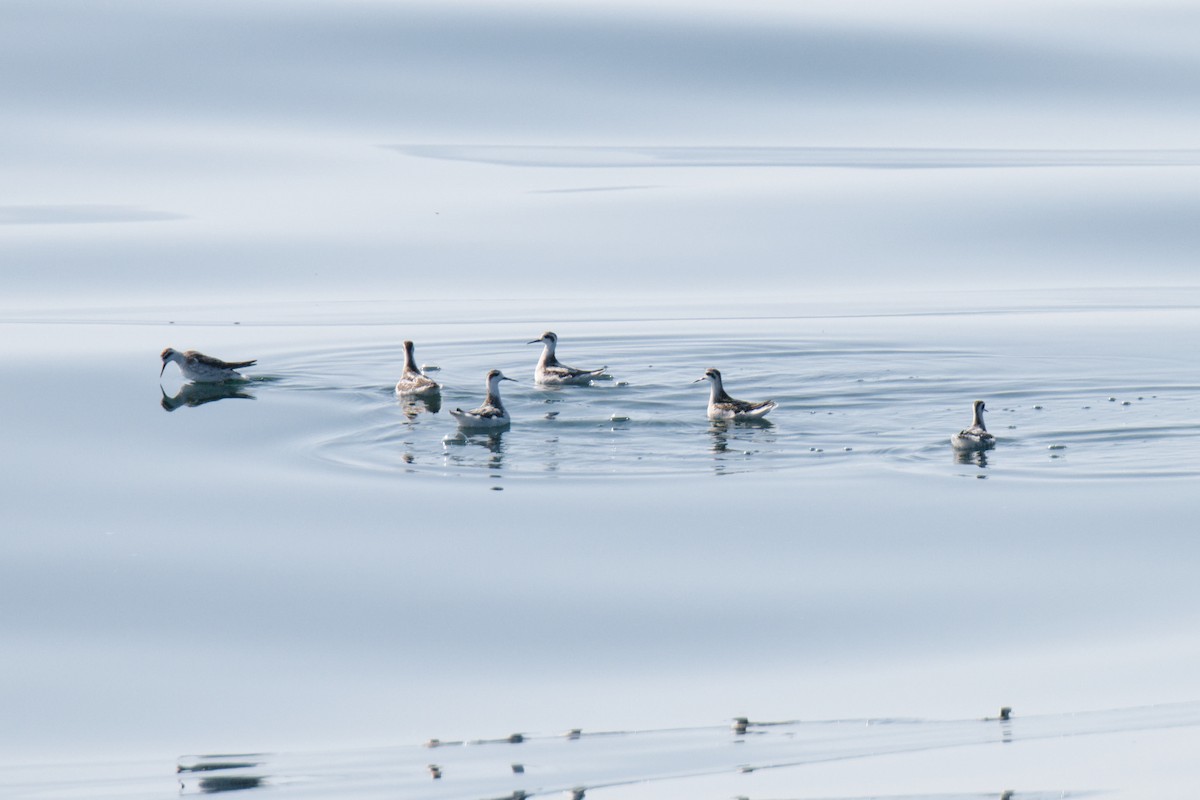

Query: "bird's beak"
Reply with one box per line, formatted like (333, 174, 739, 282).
(160, 361, 168, 377)
(692, 377, 705, 383)
(502, 376, 517, 382)
(526, 339, 541, 345)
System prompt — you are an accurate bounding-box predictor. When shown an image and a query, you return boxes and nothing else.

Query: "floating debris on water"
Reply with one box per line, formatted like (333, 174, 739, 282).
(421, 364, 441, 371)
(1048, 444, 1067, 450)
(611, 414, 630, 422)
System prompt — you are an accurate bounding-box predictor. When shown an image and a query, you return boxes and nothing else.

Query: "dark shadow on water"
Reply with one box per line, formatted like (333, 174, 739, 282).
(161, 383, 255, 412)
(197, 775, 265, 793)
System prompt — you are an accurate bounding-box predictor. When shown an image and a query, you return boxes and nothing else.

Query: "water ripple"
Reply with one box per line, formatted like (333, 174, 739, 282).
(249, 330, 1200, 482)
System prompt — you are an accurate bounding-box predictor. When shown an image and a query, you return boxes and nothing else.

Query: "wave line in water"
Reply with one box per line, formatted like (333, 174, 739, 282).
(391, 144, 1200, 170)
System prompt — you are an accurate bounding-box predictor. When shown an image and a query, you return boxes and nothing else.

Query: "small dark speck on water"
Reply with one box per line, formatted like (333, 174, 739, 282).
(1033, 405, 1043, 410)
(491, 486, 504, 491)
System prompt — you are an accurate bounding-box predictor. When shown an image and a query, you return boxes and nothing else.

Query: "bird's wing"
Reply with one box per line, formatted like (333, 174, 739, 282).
(193, 352, 256, 370)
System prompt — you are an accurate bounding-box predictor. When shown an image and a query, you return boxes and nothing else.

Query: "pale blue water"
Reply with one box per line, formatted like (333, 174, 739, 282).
(3, 1, 1200, 797)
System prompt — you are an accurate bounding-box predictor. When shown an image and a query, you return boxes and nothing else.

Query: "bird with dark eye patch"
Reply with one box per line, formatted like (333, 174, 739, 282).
(693, 368, 777, 420)
(160, 347, 256, 383)
(450, 369, 517, 430)
(528, 331, 611, 385)
(951, 399, 996, 451)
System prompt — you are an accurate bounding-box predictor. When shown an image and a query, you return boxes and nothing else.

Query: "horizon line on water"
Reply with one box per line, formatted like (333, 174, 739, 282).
(389, 143, 1200, 170)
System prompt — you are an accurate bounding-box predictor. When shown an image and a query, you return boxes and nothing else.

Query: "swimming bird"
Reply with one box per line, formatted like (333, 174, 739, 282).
(449, 369, 515, 430)
(950, 399, 996, 451)
(160, 347, 256, 383)
(394, 340, 441, 396)
(528, 331, 610, 385)
(694, 368, 777, 420)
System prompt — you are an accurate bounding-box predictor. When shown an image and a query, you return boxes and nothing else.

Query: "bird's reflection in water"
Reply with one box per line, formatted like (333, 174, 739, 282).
(160, 383, 254, 412)
(399, 394, 441, 419)
(708, 418, 774, 454)
(443, 430, 507, 472)
(709, 422, 732, 455)
(176, 755, 264, 794)
(708, 418, 775, 476)
(954, 449, 990, 469)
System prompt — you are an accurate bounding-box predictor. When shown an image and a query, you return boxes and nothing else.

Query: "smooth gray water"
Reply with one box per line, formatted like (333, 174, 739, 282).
(3, 1, 1200, 797)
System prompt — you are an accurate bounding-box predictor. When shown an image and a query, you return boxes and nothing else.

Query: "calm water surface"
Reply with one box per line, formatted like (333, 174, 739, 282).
(4, 0, 1200, 796)
(2, 296, 1199, 800)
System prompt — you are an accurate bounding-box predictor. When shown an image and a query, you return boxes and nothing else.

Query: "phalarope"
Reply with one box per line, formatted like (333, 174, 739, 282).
(950, 400, 996, 451)
(394, 340, 441, 396)
(528, 331, 610, 385)
(449, 369, 516, 430)
(160, 347, 256, 383)
(694, 367, 777, 420)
